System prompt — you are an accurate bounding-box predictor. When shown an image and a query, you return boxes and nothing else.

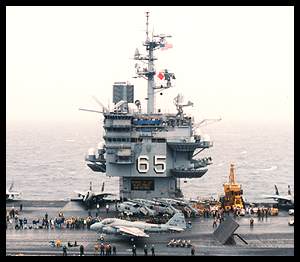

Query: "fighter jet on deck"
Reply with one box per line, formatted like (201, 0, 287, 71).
(117, 200, 155, 216)
(90, 211, 186, 238)
(6, 182, 21, 201)
(75, 181, 116, 206)
(118, 199, 177, 217)
(262, 185, 294, 209)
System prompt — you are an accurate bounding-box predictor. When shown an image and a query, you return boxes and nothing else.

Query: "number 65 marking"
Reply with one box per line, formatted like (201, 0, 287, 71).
(137, 155, 166, 174)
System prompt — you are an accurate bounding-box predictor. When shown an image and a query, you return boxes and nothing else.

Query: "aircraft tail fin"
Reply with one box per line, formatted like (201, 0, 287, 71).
(166, 212, 186, 229)
(275, 185, 279, 195)
(9, 182, 14, 192)
(83, 191, 90, 202)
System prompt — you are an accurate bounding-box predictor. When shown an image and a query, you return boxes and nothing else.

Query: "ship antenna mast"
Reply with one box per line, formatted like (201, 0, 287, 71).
(146, 11, 149, 42)
(134, 11, 175, 114)
(145, 11, 155, 114)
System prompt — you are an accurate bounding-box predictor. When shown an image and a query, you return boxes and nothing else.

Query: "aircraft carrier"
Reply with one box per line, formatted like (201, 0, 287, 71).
(6, 12, 294, 256)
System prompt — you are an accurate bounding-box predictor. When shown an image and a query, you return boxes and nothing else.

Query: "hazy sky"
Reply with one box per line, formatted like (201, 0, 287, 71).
(6, 6, 294, 126)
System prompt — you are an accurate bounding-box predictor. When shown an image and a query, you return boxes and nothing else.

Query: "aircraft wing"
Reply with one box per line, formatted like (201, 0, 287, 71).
(168, 226, 184, 232)
(94, 192, 115, 198)
(103, 195, 119, 201)
(115, 226, 149, 238)
(8, 191, 20, 196)
(262, 194, 292, 201)
(75, 191, 86, 197)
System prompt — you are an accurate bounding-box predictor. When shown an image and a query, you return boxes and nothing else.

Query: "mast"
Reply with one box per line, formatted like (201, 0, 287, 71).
(145, 11, 156, 114)
(134, 12, 175, 114)
(145, 11, 149, 42)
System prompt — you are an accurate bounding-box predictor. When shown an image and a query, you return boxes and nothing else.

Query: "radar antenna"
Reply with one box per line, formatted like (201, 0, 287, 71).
(133, 12, 175, 114)
(92, 96, 109, 113)
(193, 118, 222, 129)
(173, 94, 193, 119)
(78, 96, 109, 114)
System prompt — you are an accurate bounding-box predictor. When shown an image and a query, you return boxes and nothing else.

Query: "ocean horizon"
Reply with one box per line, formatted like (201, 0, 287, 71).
(6, 119, 294, 202)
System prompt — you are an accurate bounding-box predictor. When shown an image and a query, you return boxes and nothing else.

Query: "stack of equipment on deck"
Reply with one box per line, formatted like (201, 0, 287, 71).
(221, 164, 245, 211)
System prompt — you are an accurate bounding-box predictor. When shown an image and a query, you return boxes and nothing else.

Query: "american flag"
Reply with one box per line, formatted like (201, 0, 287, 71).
(161, 42, 173, 51)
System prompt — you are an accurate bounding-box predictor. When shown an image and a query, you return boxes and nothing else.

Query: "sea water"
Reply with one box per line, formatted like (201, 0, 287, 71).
(6, 120, 294, 202)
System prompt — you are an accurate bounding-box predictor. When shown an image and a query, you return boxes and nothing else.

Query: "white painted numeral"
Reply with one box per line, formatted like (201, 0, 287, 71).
(154, 155, 166, 173)
(137, 155, 149, 173)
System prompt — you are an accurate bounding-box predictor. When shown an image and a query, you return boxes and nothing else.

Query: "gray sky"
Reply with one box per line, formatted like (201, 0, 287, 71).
(6, 6, 294, 126)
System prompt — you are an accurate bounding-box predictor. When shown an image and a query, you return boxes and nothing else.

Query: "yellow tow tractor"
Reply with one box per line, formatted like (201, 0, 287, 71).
(221, 164, 245, 211)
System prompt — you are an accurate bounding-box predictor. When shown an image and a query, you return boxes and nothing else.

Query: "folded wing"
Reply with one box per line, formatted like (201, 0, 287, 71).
(263, 194, 292, 201)
(115, 226, 149, 238)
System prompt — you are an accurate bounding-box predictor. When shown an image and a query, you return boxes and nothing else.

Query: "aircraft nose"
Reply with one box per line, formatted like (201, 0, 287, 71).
(90, 222, 102, 231)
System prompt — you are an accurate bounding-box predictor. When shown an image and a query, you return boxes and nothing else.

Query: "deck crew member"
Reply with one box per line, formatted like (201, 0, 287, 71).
(191, 246, 195, 256)
(132, 245, 137, 256)
(80, 245, 84, 256)
(151, 245, 155, 256)
(62, 245, 67, 256)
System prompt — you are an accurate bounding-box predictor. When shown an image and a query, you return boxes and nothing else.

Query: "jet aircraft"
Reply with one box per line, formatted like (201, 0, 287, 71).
(262, 185, 294, 209)
(117, 200, 156, 216)
(156, 198, 199, 217)
(90, 212, 186, 238)
(6, 182, 21, 201)
(124, 199, 178, 216)
(75, 181, 116, 206)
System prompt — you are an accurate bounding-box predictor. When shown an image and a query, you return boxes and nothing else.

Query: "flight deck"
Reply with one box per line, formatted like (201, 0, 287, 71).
(6, 201, 294, 256)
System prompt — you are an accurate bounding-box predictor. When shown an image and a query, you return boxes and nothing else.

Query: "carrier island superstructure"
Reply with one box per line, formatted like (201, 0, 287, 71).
(84, 12, 215, 200)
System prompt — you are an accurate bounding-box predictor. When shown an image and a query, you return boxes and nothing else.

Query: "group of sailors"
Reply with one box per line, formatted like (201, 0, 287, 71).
(6, 209, 102, 231)
(201, 205, 276, 219)
(248, 207, 272, 219)
(200, 206, 227, 224)
(131, 244, 155, 256)
(212, 208, 226, 228)
(49, 238, 117, 256)
(94, 242, 116, 256)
